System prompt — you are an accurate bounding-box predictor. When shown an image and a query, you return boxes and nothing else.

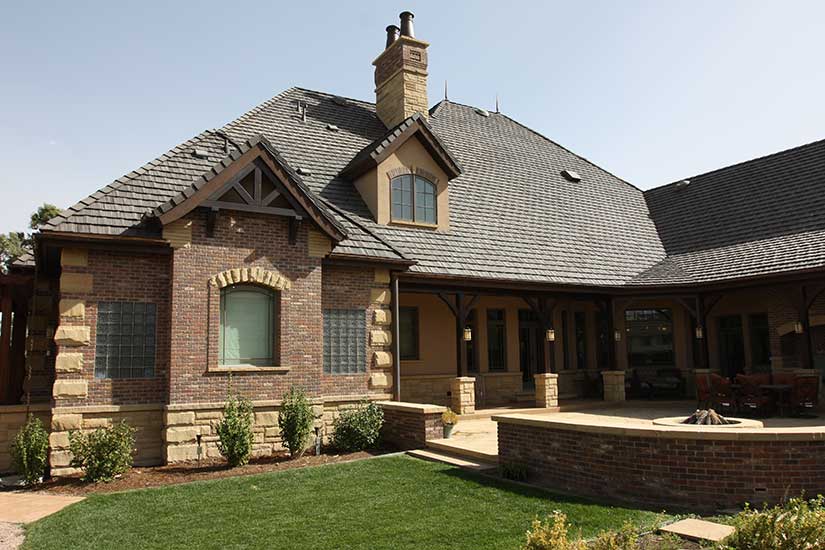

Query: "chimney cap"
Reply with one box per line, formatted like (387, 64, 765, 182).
(399, 11, 415, 38)
(385, 24, 400, 48)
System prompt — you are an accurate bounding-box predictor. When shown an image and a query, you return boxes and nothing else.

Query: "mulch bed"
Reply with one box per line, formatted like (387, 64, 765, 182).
(33, 448, 397, 496)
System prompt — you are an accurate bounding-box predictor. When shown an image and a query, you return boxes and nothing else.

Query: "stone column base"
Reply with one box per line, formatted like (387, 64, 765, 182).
(602, 370, 626, 402)
(534, 373, 559, 408)
(451, 377, 476, 415)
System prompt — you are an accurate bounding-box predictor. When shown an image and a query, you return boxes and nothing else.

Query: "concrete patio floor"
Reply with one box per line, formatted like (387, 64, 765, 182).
(427, 400, 825, 462)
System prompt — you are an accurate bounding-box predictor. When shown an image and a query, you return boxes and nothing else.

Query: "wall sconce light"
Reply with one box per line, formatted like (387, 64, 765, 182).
(614, 330, 622, 342)
(546, 328, 555, 342)
(463, 326, 473, 341)
(695, 326, 704, 339)
(794, 321, 804, 334)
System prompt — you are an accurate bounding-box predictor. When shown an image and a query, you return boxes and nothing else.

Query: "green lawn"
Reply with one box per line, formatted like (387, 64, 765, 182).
(24, 455, 664, 550)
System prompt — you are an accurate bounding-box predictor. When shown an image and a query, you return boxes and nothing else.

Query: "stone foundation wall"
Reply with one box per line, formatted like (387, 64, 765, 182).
(0, 405, 51, 473)
(497, 416, 825, 512)
(379, 401, 445, 450)
(400, 375, 453, 407)
(49, 404, 163, 476)
(478, 373, 522, 406)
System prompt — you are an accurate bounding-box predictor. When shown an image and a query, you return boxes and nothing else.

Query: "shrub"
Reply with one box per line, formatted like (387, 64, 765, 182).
(499, 462, 529, 482)
(522, 511, 586, 550)
(331, 400, 384, 452)
(442, 408, 459, 425)
(215, 393, 254, 467)
(9, 415, 49, 485)
(590, 521, 639, 550)
(720, 496, 825, 550)
(69, 420, 135, 482)
(278, 386, 314, 457)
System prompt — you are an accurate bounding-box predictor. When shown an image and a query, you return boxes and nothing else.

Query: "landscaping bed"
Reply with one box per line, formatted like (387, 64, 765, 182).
(35, 449, 395, 496)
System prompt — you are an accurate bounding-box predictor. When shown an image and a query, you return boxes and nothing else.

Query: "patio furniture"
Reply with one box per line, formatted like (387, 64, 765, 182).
(695, 372, 712, 409)
(710, 374, 737, 415)
(791, 375, 819, 417)
(650, 368, 685, 399)
(736, 374, 773, 417)
(761, 384, 793, 416)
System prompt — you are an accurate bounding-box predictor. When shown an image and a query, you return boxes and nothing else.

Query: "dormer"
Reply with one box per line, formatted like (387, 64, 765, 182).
(340, 113, 462, 232)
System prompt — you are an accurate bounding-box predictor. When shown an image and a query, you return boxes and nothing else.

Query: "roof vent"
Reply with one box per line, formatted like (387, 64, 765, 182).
(561, 169, 581, 182)
(675, 179, 690, 191)
(474, 108, 490, 117)
(296, 167, 311, 176)
(332, 96, 348, 107)
(192, 149, 210, 159)
(326, 124, 340, 132)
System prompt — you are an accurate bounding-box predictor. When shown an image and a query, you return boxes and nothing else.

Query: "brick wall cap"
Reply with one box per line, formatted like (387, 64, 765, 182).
(377, 400, 446, 414)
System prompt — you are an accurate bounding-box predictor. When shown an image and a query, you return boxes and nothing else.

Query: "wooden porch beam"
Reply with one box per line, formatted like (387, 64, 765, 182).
(0, 287, 12, 404)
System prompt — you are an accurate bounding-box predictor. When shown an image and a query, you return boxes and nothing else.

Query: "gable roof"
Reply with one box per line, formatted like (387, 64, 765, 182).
(340, 112, 462, 180)
(638, 138, 825, 285)
(152, 134, 346, 242)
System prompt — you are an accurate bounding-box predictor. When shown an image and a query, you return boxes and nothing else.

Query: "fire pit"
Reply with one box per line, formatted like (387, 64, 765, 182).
(652, 411, 763, 429)
(682, 409, 734, 425)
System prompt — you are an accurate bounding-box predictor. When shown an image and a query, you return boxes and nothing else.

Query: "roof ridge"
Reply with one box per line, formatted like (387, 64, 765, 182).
(647, 135, 825, 194)
(289, 86, 376, 108)
(43, 129, 215, 231)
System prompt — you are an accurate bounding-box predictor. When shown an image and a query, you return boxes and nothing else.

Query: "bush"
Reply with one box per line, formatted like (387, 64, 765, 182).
(720, 496, 825, 550)
(590, 522, 639, 550)
(331, 400, 384, 452)
(278, 386, 314, 457)
(9, 415, 49, 485)
(215, 393, 254, 467)
(69, 420, 135, 482)
(522, 511, 586, 550)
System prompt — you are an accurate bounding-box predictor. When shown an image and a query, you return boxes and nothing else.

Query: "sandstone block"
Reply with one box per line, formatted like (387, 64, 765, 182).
(165, 427, 199, 443)
(374, 269, 390, 284)
(165, 411, 196, 426)
(54, 326, 90, 347)
(52, 414, 82, 431)
(59, 299, 85, 320)
(50, 450, 74, 468)
(254, 411, 278, 426)
(373, 309, 391, 326)
(370, 288, 391, 305)
(165, 444, 199, 462)
(53, 380, 88, 398)
(370, 371, 393, 389)
(60, 273, 93, 294)
(55, 352, 84, 373)
(374, 351, 393, 368)
(83, 417, 111, 429)
(50, 466, 81, 477)
(370, 329, 392, 346)
(195, 411, 222, 420)
(60, 248, 88, 267)
(49, 431, 71, 449)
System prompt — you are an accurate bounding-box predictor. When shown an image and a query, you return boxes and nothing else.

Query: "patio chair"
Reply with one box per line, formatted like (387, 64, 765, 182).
(695, 372, 712, 409)
(772, 372, 796, 386)
(791, 375, 819, 417)
(710, 374, 737, 415)
(736, 374, 773, 417)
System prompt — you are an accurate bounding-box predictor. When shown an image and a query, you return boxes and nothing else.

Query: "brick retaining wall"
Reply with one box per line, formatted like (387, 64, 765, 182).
(379, 401, 445, 449)
(496, 415, 825, 512)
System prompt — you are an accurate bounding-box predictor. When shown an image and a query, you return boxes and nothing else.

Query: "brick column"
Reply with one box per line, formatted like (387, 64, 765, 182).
(602, 370, 626, 402)
(534, 373, 559, 408)
(451, 377, 475, 415)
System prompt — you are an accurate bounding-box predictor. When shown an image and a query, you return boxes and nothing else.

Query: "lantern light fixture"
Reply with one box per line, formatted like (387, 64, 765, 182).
(614, 330, 622, 342)
(546, 328, 555, 342)
(463, 326, 473, 341)
(695, 326, 704, 339)
(794, 321, 804, 334)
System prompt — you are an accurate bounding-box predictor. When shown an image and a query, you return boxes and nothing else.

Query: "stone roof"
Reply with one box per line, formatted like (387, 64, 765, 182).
(40, 87, 825, 288)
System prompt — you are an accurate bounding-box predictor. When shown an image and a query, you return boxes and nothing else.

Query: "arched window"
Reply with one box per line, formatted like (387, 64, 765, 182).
(219, 285, 277, 366)
(391, 174, 437, 224)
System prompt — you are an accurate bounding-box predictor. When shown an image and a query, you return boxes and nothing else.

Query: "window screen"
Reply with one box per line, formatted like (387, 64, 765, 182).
(324, 309, 366, 374)
(95, 302, 156, 379)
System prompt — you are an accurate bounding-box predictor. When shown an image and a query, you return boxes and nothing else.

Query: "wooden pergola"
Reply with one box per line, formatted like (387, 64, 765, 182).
(0, 272, 33, 405)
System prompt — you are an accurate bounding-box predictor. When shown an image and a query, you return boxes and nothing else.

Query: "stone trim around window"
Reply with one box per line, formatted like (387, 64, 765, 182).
(209, 267, 291, 291)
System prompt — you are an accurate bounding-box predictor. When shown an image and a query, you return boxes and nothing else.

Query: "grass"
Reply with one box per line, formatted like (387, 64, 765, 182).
(24, 455, 665, 550)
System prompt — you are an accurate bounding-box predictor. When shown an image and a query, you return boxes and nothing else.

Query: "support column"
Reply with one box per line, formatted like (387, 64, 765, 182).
(0, 287, 12, 404)
(534, 373, 558, 408)
(602, 370, 626, 402)
(451, 377, 475, 415)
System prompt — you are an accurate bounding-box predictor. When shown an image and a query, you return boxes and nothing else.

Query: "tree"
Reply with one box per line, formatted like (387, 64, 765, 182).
(0, 203, 61, 273)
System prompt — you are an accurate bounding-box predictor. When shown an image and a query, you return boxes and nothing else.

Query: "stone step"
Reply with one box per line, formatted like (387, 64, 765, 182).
(407, 449, 498, 472)
(426, 438, 499, 463)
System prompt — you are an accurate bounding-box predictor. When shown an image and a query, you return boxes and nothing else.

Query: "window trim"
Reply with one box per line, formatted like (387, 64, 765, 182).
(399, 306, 420, 361)
(390, 174, 437, 225)
(218, 284, 279, 368)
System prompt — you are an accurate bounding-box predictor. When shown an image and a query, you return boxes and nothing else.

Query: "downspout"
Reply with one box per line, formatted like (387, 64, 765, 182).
(391, 273, 401, 401)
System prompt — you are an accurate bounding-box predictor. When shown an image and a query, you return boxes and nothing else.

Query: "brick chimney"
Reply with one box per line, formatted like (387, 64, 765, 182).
(373, 11, 429, 128)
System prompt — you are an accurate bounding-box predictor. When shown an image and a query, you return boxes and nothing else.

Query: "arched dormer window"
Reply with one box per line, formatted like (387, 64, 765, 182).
(219, 285, 278, 367)
(391, 174, 437, 225)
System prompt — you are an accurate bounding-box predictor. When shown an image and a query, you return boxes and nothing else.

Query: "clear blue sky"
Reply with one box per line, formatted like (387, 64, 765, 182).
(2, 1, 824, 233)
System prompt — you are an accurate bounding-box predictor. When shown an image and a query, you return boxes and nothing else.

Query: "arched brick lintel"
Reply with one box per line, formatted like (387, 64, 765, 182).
(209, 267, 291, 291)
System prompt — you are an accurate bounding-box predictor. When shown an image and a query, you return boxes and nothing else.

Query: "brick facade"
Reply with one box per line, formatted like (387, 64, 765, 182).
(378, 401, 444, 449)
(497, 419, 825, 512)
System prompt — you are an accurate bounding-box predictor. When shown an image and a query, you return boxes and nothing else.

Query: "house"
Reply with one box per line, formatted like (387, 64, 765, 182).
(1, 12, 824, 474)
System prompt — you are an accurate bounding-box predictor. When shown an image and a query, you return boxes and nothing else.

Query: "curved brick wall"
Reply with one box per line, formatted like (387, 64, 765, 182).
(495, 415, 825, 512)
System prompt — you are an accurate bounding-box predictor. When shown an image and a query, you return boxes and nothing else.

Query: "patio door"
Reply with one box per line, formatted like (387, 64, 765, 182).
(518, 310, 544, 390)
(718, 315, 745, 378)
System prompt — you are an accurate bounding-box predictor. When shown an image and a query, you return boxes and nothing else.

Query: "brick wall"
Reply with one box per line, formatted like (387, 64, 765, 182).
(379, 402, 444, 449)
(497, 419, 825, 512)
(169, 210, 324, 404)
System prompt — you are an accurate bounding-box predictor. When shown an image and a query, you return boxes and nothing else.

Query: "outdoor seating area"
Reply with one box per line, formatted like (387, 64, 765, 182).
(695, 371, 820, 418)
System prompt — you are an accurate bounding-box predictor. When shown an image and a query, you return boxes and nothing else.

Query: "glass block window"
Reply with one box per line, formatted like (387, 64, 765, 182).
(323, 309, 366, 374)
(95, 302, 156, 379)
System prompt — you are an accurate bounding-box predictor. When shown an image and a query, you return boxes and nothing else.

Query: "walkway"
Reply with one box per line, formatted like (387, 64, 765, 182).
(0, 491, 84, 523)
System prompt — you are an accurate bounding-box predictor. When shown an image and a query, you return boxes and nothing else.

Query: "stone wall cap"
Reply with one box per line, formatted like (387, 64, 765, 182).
(376, 400, 446, 414)
(492, 413, 825, 442)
